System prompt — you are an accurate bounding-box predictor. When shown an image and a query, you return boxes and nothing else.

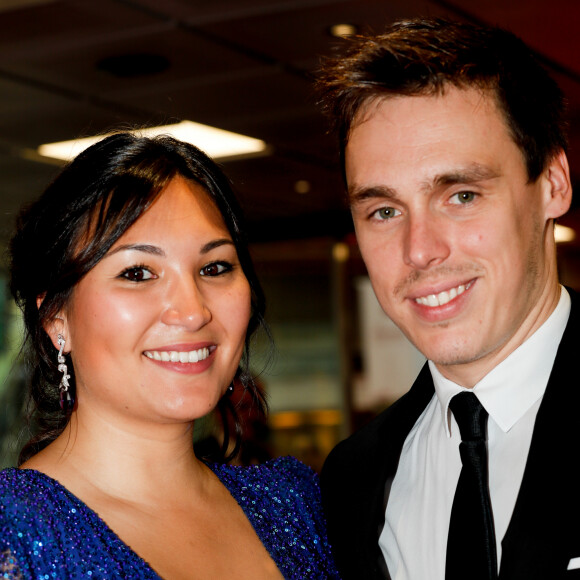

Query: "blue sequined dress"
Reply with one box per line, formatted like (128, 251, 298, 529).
(0, 456, 340, 579)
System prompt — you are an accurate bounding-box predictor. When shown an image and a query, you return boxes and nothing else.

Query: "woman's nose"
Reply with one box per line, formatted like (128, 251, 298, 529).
(160, 277, 211, 330)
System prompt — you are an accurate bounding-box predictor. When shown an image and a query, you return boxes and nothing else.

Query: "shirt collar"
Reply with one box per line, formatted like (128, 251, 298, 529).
(431, 286, 571, 437)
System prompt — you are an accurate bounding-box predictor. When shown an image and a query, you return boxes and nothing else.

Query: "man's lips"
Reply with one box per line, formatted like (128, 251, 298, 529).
(413, 280, 475, 307)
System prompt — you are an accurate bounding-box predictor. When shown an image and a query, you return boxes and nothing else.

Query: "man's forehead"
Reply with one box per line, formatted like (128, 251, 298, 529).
(348, 85, 504, 139)
(344, 86, 524, 189)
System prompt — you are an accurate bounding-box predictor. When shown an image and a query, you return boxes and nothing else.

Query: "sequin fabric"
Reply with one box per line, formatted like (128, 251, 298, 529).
(210, 457, 339, 579)
(0, 456, 340, 579)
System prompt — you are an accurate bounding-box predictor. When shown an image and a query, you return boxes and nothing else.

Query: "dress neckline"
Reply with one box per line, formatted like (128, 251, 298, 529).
(9, 467, 162, 577)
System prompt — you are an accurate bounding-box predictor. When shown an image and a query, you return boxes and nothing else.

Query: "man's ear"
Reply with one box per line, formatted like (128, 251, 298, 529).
(36, 294, 70, 353)
(543, 150, 573, 220)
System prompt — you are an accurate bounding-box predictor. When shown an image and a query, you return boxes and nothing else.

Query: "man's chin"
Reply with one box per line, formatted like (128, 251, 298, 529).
(418, 342, 483, 368)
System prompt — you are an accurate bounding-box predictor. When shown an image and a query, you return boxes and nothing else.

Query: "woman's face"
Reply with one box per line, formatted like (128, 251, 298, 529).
(57, 176, 252, 426)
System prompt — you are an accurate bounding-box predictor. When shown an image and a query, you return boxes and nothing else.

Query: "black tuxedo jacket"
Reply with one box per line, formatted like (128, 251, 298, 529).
(321, 290, 580, 579)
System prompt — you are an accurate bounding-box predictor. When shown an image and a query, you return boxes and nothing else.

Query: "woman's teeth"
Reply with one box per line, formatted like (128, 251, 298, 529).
(144, 347, 210, 363)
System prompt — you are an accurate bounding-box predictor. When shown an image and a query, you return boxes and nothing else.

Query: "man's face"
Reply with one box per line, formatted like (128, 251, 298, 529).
(346, 87, 569, 386)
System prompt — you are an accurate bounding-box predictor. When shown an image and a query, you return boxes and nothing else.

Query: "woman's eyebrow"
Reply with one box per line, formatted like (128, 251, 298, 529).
(107, 243, 165, 257)
(107, 238, 234, 258)
(200, 239, 234, 254)
(106, 239, 234, 257)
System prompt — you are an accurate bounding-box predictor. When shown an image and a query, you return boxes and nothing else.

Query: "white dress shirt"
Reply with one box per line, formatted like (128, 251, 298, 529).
(379, 286, 571, 580)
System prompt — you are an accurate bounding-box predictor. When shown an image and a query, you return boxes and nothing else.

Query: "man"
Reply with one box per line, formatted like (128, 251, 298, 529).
(317, 18, 577, 580)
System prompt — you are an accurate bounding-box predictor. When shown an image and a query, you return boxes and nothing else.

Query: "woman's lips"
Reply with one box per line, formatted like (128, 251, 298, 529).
(142, 345, 216, 375)
(144, 346, 210, 364)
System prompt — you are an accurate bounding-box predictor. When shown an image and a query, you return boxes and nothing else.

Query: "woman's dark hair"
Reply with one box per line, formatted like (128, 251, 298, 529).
(316, 18, 567, 184)
(9, 132, 268, 465)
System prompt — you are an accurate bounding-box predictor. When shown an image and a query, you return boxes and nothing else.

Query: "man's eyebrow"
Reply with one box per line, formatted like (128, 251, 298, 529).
(348, 164, 500, 206)
(432, 164, 500, 187)
(348, 184, 399, 206)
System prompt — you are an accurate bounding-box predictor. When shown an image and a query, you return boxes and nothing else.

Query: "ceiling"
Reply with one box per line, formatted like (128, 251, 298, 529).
(1, 0, 580, 250)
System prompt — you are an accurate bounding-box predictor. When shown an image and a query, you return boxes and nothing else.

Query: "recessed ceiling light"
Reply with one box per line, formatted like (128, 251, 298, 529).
(37, 121, 269, 162)
(329, 23, 357, 38)
(555, 224, 576, 243)
(333, 242, 350, 262)
(294, 180, 311, 194)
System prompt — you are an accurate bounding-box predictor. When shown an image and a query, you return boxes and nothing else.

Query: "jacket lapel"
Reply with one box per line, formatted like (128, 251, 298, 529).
(500, 289, 580, 579)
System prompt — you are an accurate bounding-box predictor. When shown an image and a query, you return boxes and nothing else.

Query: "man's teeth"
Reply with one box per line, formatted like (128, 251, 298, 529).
(144, 347, 210, 363)
(415, 284, 466, 307)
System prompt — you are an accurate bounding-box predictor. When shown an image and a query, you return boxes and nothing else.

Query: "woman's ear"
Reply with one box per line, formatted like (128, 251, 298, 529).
(36, 294, 71, 353)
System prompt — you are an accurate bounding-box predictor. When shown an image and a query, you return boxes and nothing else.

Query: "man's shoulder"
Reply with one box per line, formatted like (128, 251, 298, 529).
(327, 405, 395, 465)
(323, 364, 434, 475)
(551, 286, 580, 368)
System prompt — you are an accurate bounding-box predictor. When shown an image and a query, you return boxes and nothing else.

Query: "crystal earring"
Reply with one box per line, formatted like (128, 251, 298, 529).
(57, 334, 74, 411)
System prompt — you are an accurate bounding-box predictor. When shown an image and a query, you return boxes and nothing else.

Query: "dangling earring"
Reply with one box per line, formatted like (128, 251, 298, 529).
(57, 334, 74, 411)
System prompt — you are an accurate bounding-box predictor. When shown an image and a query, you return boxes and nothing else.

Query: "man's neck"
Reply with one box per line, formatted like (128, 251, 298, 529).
(435, 283, 563, 388)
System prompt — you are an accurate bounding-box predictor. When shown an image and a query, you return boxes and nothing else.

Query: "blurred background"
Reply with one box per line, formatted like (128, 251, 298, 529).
(1, 0, 580, 470)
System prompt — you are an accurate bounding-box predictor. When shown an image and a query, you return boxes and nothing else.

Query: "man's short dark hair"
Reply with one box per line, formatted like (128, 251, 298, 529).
(316, 18, 567, 182)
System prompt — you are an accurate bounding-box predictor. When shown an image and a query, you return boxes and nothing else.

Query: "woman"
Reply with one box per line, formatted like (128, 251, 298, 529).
(0, 133, 339, 579)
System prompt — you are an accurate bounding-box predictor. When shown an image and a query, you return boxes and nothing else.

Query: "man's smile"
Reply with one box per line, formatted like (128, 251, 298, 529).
(414, 281, 474, 307)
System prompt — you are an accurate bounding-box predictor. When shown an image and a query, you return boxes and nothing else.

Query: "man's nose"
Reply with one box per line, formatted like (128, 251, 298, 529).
(403, 214, 450, 270)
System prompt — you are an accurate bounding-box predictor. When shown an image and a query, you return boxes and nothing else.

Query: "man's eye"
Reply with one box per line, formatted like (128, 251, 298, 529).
(121, 266, 155, 282)
(200, 262, 232, 277)
(450, 191, 477, 204)
(373, 207, 401, 220)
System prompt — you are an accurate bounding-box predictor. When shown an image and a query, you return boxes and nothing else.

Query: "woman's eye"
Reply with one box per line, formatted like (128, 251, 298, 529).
(450, 191, 477, 205)
(373, 206, 401, 220)
(120, 266, 156, 282)
(200, 262, 232, 277)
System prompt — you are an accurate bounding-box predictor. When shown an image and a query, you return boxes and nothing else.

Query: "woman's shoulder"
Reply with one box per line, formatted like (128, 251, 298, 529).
(0, 467, 77, 537)
(0, 467, 97, 548)
(0, 467, 77, 503)
(0, 468, 161, 578)
(0, 467, 54, 504)
(209, 456, 319, 496)
(212, 454, 314, 474)
(0, 468, 66, 571)
(208, 456, 323, 535)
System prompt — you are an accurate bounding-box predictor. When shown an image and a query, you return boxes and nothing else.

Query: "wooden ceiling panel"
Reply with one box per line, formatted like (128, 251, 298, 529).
(0, 0, 579, 245)
(451, 0, 580, 75)
(1, 28, 262, 98)
(0, 0, 159, 53)
(195, 0, 450, 69)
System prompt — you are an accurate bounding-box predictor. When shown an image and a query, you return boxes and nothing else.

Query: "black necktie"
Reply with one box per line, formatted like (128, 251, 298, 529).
(446, 392, 498, 580)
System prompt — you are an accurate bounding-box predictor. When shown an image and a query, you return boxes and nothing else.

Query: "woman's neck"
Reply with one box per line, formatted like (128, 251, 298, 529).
(20, 408, 210, 506)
